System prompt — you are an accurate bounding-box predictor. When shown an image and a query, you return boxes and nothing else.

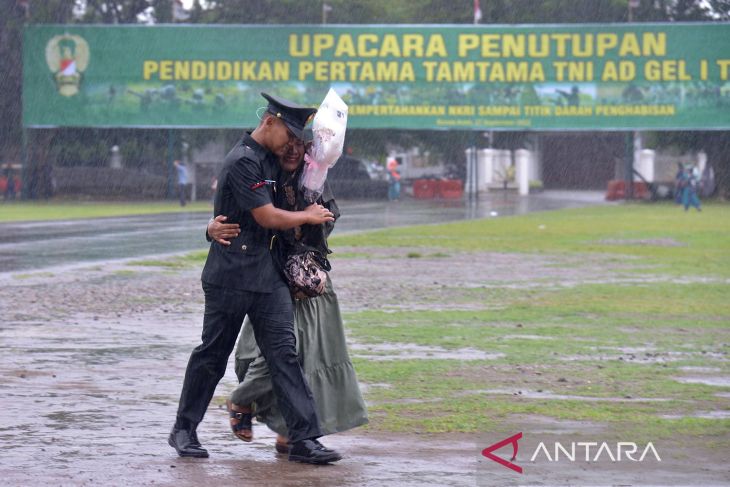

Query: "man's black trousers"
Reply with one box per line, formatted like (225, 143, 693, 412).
(175, 282, 322, 443)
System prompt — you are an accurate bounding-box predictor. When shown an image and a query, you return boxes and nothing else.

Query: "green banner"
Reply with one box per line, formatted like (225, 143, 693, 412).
(23, 23, 730, 130)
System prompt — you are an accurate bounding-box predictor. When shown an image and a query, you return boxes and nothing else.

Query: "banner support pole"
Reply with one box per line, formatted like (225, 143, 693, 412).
(167, 129, 175, 200)
(625, 131, 634, 200)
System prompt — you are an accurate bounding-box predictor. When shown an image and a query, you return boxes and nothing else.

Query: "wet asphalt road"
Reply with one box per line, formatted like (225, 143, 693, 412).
(0, 191, 607, 274)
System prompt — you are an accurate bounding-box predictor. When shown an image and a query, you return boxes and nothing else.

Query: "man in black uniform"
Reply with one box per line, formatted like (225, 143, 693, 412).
(169, 93, 341, 464)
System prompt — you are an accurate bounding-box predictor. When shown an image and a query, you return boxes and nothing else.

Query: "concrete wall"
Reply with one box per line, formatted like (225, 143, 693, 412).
(465, 148, 538, 195)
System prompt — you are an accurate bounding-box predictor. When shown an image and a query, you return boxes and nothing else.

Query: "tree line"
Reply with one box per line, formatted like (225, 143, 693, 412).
(0, 0, 728, 198)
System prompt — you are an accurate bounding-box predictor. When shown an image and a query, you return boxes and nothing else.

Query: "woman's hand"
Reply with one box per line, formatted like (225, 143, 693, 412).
(303, 203, 334, 225)
(208, 215, 240, 246)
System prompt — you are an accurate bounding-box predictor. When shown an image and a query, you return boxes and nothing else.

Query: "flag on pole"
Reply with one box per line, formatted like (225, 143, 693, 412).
(322, 3, 333, 24)
(474, 0, 483, 24)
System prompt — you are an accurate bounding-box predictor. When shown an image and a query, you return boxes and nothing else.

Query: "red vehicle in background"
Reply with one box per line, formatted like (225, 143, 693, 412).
(1, 163, 22, 200)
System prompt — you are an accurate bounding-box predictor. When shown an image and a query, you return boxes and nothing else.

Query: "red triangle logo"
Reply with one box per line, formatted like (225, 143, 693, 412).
(481, 432, 523, 474)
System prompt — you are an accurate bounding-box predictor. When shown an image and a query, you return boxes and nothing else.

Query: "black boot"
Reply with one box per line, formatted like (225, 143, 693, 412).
(288, 438, 342, 464)
(168, 426, 209, 458)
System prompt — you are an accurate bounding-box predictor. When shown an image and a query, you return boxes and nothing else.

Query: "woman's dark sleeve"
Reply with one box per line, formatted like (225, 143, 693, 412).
(320, 181, 339, 239)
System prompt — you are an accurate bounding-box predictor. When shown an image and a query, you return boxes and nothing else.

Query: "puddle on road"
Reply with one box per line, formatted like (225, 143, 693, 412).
(672, 376, 730, 387)
(460, 388, 671, 402)
(510, 414, 607, 435)
(370, 397, 444, 406)
(349, 342, 503, 361)
(661, 411, 730, 420)
(678, 366, 723, 373)
(358, 382, 393, 394)
(560, 348, 727, 365)
(591, 345, 657, 353)
(598, 238, 687, 247)
(500, 334, 555, 341)
(558, 353, 681, 364)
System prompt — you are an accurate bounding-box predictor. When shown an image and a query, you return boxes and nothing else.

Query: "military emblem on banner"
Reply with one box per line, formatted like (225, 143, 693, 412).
(45, 34, 90, 97)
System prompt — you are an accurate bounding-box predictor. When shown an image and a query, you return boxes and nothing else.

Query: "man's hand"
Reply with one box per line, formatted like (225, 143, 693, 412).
(251, 203, 333, 230)
(303, 203, 335, 225)
(208, 215, 240, 246)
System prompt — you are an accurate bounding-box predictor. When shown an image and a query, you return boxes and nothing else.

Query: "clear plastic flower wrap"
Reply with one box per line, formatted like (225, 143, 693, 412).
(300, 88, 348, 203)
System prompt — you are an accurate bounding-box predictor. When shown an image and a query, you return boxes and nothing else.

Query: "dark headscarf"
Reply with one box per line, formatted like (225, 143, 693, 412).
(273, 164, 340, 258)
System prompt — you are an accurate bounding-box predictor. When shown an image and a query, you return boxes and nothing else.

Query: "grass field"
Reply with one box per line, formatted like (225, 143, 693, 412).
(326, 205, 730, 440)
(0, 201, 210, 222)
(130, 203, 730, 441)
(330, 203, 730, 277)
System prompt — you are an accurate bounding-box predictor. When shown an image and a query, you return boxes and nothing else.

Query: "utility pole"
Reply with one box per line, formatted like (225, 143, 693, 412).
(626, 0, 640, 199)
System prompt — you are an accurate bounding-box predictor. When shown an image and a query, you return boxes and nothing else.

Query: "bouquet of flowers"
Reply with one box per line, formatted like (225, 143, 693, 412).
(300, 88, 348, 203)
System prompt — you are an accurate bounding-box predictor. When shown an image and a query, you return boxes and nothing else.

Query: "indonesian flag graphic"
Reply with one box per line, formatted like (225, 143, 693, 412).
(60, 57, 76, 75)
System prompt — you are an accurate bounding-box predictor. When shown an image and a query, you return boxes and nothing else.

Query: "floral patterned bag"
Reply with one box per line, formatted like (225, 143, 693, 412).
(283, 250, 330, 298)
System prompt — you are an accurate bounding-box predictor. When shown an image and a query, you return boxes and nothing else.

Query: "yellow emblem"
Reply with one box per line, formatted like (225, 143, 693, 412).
(45, 34, 90, 97)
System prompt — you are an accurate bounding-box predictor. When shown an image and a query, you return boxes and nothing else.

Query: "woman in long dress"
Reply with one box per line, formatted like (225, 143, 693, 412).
(207, 135, 368, 453)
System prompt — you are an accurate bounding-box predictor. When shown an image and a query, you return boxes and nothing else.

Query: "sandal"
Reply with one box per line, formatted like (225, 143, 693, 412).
(226, 399, 253, 442)
(275, 435, 290, 454)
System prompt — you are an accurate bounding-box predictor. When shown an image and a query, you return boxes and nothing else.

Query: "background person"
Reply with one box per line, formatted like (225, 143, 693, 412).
(387, 157, 401, 201)
(3, 164, 17, 201)
(679, 162, 702, 212)
(174, 160, 188, 206)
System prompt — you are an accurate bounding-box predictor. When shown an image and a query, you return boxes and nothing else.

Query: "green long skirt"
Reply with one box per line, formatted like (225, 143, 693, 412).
(231, 277, 368, 437)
